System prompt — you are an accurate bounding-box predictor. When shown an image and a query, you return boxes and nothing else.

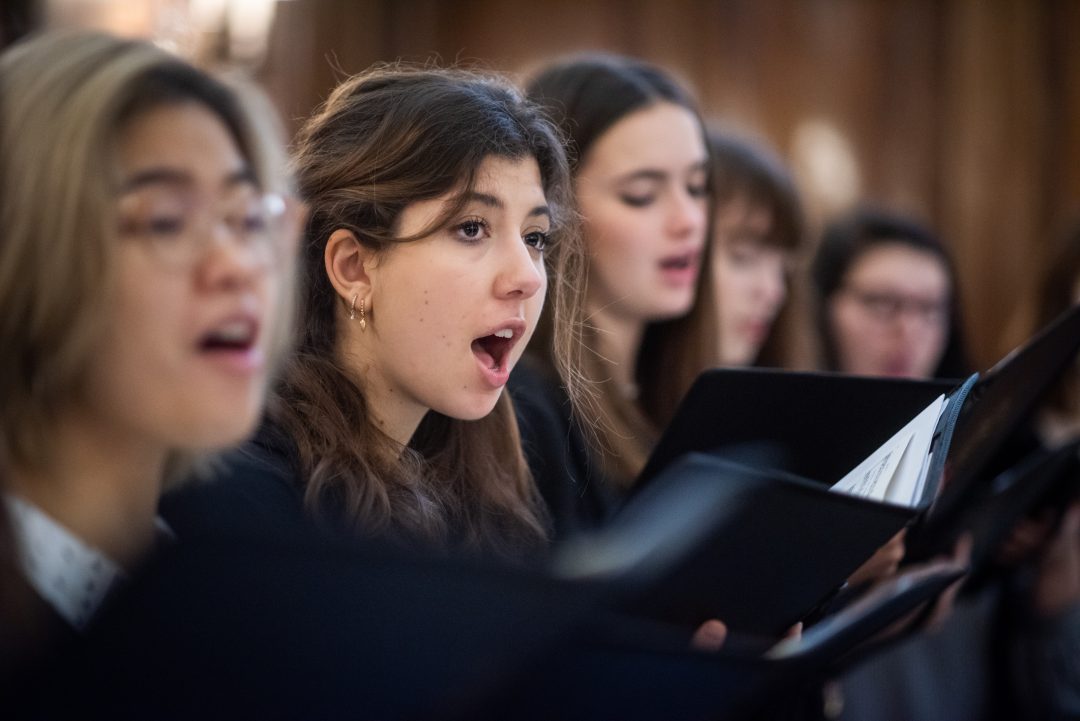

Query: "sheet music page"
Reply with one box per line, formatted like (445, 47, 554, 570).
(897, 396, 949, 505)
(883, 395, 946, 505)
(831, 394, 947, 505)
(831, 431, 912, 501)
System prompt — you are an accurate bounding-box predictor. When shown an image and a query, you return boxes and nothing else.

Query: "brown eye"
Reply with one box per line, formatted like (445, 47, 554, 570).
(453, 217, 490, 244)
(524, 231, 549, 252)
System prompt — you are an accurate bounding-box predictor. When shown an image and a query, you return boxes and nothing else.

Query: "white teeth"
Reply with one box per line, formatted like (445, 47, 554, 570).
(494, 328, 514, 339)
(211, 321, 252, 342)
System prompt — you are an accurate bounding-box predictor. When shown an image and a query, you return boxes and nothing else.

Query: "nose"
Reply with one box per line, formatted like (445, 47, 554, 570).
(197, 222, 266, 290)
(894, 307, 930, 341)
(495, 235, 544, 300)
(667, 188, 707, 240)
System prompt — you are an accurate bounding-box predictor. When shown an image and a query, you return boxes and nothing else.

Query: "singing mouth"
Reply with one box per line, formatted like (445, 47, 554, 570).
(199, 316, 258, 353)
(471, 321, 525, 371)
(658, 249, 700, 273)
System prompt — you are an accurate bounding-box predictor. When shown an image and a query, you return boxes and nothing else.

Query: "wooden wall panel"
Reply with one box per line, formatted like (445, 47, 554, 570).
(261, 0, 1079, 369)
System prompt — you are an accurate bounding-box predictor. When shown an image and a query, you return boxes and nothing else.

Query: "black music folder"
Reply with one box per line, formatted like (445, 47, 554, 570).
(637, 369, 961, 492)
(496, 558, 966, 721)
(908, 301, 1080, 557)
(555, 452, 952, 635)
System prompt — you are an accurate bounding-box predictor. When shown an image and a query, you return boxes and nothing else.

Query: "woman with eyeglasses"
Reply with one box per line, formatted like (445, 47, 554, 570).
(0, 31, 295, 679)
(811, 207, 971, 380)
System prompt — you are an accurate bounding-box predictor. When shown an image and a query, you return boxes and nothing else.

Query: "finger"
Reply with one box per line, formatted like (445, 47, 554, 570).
(690, 619, 728, 652)
(952, 533, 973, 567)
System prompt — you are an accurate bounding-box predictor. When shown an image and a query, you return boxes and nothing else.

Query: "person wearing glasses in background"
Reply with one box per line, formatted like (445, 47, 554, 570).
(0, 30, 295, 687)
(812, 208, 970, 381)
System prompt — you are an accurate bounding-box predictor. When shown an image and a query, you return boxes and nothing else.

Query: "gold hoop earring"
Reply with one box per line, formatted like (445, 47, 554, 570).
(359, 298, 367, 331)
(349, 294, 357, 320)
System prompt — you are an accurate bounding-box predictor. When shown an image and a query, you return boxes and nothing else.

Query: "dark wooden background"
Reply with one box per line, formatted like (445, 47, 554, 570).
(7, 0, 1078, 368)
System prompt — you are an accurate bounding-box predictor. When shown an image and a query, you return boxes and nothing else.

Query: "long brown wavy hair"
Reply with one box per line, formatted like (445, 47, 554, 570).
(525, 54, 720, 486)
(282, 65, 585, 560)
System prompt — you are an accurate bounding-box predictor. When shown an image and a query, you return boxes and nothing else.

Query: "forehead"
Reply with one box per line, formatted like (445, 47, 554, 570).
(472, 155, 546, 200)
(848, 243, 950, 293)
(396, 154, 549, 235)
(116, 101, 247, 189)
(582, 101, 706, 176)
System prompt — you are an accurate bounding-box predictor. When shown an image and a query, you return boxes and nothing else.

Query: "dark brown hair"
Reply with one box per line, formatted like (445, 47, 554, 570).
(526, 53, 719, 485)
(708, 128, 807, 368)
(811, 207, 971, 379)
(283, 65, 584, 560)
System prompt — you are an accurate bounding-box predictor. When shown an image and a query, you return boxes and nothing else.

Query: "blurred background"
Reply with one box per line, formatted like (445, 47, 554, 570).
(3, 0, 1078, 370)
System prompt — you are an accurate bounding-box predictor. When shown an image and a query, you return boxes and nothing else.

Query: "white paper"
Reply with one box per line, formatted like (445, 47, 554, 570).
(831, 394, 947, 507)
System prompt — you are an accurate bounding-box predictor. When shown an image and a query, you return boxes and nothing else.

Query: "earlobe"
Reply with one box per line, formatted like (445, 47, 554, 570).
(324, 228, 374, 315)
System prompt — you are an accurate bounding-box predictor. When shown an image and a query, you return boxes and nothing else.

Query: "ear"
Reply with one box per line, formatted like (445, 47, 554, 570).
(324, 229, 375, 316)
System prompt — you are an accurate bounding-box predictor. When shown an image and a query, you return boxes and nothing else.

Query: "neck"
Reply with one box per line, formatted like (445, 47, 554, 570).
(338, 345, 427, 450)
(364, 385, 428, 450)
(587, 299, 646, 394)
(6, 410, 166, 570)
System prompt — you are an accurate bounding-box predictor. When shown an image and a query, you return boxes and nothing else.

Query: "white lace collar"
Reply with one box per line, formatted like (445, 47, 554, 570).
(4, 494, 127, 631)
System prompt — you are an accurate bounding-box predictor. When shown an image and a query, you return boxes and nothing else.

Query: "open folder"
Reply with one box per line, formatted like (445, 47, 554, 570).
(605, 302, 1080, 632)
(486, 561, 965, 721)
(908, 301, 1080, 557)
(554, 452, 956, 635)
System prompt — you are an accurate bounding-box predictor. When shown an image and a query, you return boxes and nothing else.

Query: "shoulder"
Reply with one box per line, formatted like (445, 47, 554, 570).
(161, 422, 308, 539)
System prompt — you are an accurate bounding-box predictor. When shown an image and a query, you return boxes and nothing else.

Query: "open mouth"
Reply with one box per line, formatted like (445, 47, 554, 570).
(199, 318, 258, 353)
(471, 327, 516, 371)
(659, 252, 696, 271)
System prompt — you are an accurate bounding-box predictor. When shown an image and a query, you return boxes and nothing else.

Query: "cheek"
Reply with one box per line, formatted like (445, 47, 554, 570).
(922, 325, 950, 356)
(715, 269, 741, 322)
(587, 206, 655, 269)
(830, 303, 865, 348)
(84, 275, 190, 425)
(110, 261, 187, 372)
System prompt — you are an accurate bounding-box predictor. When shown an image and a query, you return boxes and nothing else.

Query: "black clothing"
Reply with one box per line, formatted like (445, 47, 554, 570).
(161, 421, 311, 541)
(508, 359, 622, 540)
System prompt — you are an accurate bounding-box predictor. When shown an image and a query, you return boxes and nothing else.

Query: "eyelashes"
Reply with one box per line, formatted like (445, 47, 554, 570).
(618, 184, 708, 208)
(453, 217, 490, 243)
(452, 216, 551, 253)
(523, 230, 549, 252)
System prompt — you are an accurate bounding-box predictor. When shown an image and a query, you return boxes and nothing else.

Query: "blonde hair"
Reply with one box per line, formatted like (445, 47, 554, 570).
(0, 31, 291, 477)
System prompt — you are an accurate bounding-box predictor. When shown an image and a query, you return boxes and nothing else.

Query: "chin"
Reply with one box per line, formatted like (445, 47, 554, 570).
(722, 344, 756, 367)
(435, 390, 503, 422)
(185, 402, 263, 450)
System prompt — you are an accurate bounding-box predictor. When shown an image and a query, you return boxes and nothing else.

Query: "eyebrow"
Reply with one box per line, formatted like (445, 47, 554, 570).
(462, 191, 551, 220)
(120, 166, 257, 193)
(615, 160, 709, 185)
